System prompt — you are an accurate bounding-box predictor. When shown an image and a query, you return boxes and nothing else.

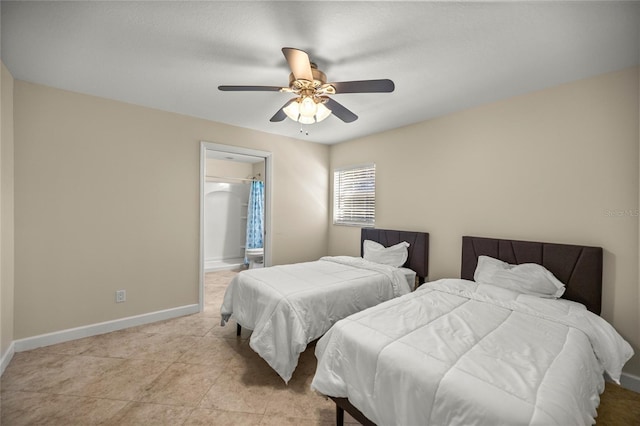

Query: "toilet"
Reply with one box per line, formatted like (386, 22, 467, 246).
(245, 247, 264, 269)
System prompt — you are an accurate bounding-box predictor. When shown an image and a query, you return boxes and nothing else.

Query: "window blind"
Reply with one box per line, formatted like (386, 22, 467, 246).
(333, 164, 375, 227)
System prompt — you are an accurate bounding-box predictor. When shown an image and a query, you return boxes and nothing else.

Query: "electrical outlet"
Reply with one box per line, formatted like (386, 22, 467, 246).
(115, 290, 126, 303)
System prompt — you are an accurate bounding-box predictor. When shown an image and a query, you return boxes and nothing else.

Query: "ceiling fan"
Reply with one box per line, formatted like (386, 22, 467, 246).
(218, 47, 395, 124)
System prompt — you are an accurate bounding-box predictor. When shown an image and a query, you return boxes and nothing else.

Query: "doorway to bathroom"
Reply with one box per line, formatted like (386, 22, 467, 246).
(199, 141, 272, 312)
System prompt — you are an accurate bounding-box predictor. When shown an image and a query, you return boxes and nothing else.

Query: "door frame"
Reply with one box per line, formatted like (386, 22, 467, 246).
(199, 141, 273, 311)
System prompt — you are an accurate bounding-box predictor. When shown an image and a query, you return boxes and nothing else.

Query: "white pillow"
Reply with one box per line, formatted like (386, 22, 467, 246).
(474, 255, 566, 298)
(363, 240, 410, 268)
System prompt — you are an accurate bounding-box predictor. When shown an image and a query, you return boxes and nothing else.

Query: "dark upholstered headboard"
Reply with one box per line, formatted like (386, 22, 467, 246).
(361, 228, 429, 282)
(461, 236, 603, 314)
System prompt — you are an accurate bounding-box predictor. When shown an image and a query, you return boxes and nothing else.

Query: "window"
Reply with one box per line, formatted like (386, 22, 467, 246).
(333, 163, 376, 227)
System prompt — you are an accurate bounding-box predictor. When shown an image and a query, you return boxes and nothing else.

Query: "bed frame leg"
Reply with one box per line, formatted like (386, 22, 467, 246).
(336, 405, 344, 426)
(236, 323, 241, 336)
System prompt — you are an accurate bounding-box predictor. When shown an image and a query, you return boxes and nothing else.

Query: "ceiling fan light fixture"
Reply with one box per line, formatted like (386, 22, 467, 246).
(298, 115, 315, 125)
(298, 96, 317, 118)
(283, 96, 332, 124)
(315, 102, 332, 122)
(219, 47, 394, 125)
(283, 100, 300, 121)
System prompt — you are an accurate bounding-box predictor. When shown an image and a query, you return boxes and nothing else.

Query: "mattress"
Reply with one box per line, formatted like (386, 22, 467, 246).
(220, 255, 412, 382)
(311, 278, 633, 425)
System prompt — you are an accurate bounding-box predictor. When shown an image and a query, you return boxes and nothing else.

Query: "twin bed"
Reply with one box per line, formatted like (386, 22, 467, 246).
(311, 236, 633, 426)
(219, 232, 632, 425)
(220, 228, 429, 383)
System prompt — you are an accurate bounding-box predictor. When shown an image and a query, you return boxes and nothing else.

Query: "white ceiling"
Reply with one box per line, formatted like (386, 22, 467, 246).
(2, 1, 639, 145)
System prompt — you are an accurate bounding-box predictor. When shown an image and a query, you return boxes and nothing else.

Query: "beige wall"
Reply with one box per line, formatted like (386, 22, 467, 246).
(1, 62, 15, 358)
(253, 161, 265, 181)
(13, 81, 329, 339)
(329, 67, 640, 376)
(8, 66, 639, 379)
(205, 158, 253, 180)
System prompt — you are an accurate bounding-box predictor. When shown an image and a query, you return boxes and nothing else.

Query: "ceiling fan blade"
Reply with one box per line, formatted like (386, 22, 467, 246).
(218, 85, 283, 92)
(282, 47, 314, 81)
(329, 79, 395, 94)
(325, 98, 358, 123)
(269, 99, 296, 122)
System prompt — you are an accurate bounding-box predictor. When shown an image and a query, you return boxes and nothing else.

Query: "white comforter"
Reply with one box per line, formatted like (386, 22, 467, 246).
(311, 278, 633, 426)
(220, 256, 411, 383)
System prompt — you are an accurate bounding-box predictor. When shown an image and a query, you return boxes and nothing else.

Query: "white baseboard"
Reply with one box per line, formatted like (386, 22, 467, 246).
(12, 304, 200, 353)
(0, 340, 16, 376)
(620, 371, 640, 393)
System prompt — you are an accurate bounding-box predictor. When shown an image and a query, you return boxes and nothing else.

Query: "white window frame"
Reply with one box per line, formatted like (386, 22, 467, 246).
(333, 163, 376, 227)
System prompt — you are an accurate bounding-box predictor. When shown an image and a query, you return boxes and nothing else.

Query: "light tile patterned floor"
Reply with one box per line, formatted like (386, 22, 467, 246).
(1, 270, 638, 425)
(0, 270, 347, 425)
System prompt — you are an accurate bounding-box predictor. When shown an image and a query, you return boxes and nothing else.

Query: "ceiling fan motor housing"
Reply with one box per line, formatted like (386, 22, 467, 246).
(288, 63, 328, 90)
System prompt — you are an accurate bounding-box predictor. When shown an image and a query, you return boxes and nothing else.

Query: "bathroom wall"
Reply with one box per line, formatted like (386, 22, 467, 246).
(203, 182, 249, 270)
(205, 158, 252, 179)
(252, 161, 265, 181)
(204, 158, 253, 270)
